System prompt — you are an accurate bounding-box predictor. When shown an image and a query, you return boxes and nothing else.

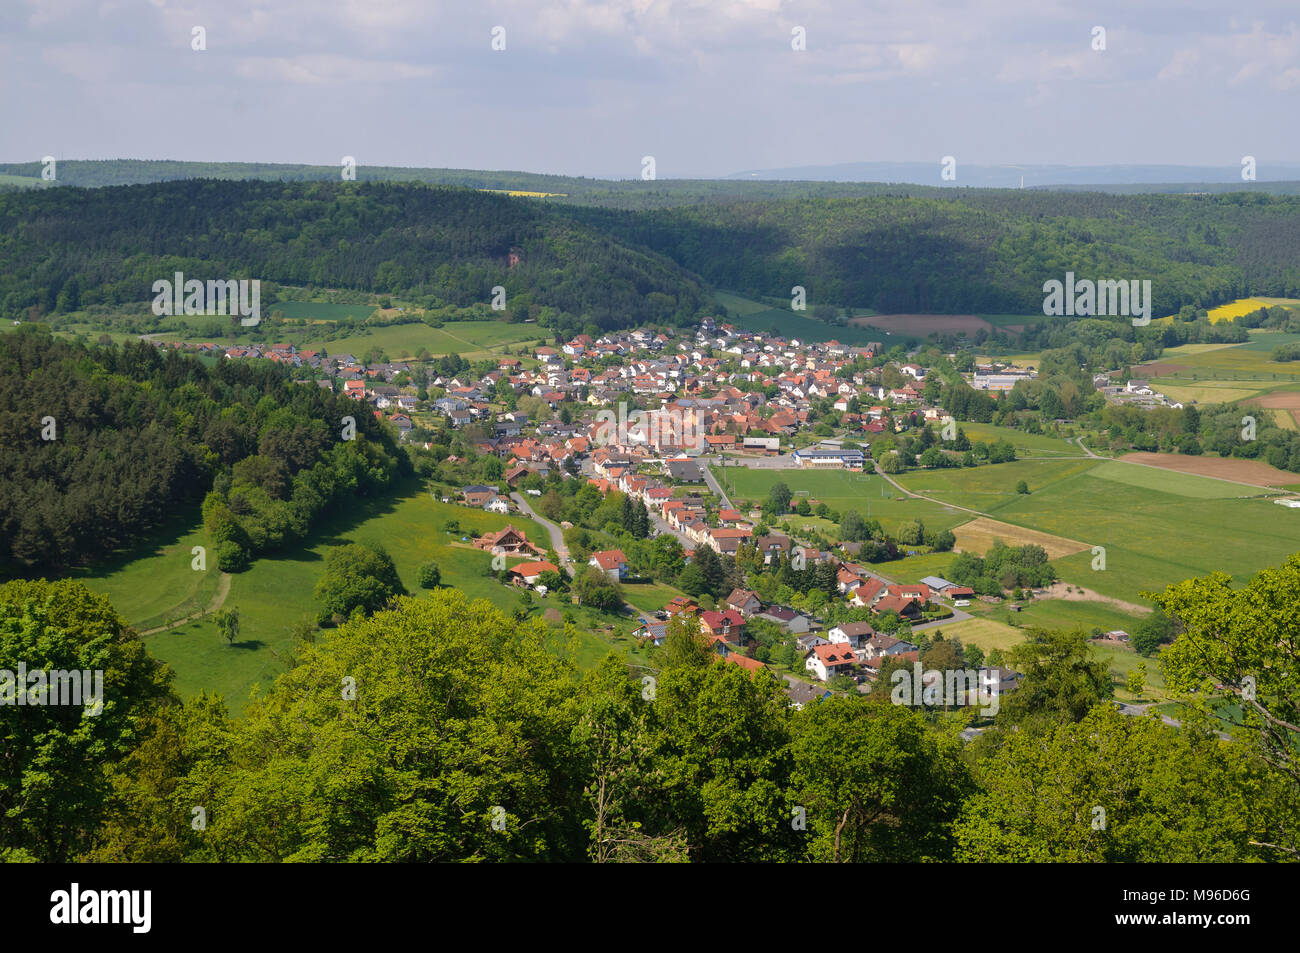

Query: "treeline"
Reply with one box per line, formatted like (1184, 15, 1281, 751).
(0, 180, 710, 335)
(0, 326, 405, 575)
(4, 577, 1295, 863)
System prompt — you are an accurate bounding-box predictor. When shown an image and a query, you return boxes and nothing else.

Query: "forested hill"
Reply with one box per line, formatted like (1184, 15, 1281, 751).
(4, 176, 1300, 323)
(0, 326, 406, 576)
(573, 191, 1300, 314)
(0, 179, 710, 329)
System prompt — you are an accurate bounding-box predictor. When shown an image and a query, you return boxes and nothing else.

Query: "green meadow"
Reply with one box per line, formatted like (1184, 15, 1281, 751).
(982, 464, 1300, 606)
(79, 484, 645, 711)
(897, 458, 1100, 511)
(321, 320, 541, 359)
(716, 466, 971, 535)
(715, 291, 884, 346)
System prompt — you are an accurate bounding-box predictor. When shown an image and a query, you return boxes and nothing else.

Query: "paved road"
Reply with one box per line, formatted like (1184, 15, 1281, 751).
(510, 492, 571, 566)
(701, 462, 736, 510)
(910, 608, 973, 633)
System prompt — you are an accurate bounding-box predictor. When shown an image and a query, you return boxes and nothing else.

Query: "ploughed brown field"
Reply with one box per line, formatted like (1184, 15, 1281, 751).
(1244, 391, 1300, 429)
(848, 314, 992, 334)
(1119, 451, 1298, 487)
(1137, 362, 1190, 377)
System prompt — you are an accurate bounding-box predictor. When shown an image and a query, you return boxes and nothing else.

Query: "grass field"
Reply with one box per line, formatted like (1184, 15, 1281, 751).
(897, 458, 1099, 510)
(321, 321, 541, 359)
(622, 581, 687, 615)
(987, 466, 1300, 605)
(974, 597, 1142, 634)
(935, 617, 1023, 653)
(937, 611, 1165, 701)
(274, 301, 377, 322)
(896, 449, 1299, 606)
(718, 466, 971, 535)
(81, 484, 644, 710)
(955, 422, 1086, 457)
(1088, 459, 1253, 498)
(68, 513, 223, 632)
(716, 291, 885, 346)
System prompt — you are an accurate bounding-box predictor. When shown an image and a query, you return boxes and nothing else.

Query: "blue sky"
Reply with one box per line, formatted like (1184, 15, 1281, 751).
(3, 0, 1298, 178)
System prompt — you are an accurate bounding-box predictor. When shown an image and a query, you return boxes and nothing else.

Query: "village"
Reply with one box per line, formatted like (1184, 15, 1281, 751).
(147, 317, 1047, 711)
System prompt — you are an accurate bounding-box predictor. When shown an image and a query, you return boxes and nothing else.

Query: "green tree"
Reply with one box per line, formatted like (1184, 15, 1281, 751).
(1001, 628, 1112, 727)
(0, 579, 173, 861)
(791, 697, 973, 862)
(313, 542, 407, 622)
(956, 706, 1267, 861)
(573, 565, 624, 612)
(417, 561, 442, 589)
(215, 606, 241, 646)
(1156, 556, 1300, 850)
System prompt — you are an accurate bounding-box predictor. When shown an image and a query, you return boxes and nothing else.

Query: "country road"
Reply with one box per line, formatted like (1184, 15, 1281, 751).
(701, 461, 736, 511)
(872, 462, 988, 518)
(510, 492, 571, 566)
(137, 571, 232, 636)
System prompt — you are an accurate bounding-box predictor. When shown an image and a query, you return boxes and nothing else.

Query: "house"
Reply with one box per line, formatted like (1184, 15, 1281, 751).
(861, 649, 920, 681)
(755, 535, 792, 564)
(755, 606, 810, 634)
(784, 680, 833, 710)
(507, 560, 559, 587)
(588, 549, 629, 580)
(791, 446, 865, 469)
(699, 610, 745, 641)
(806, 642, 860, 682)
(981, 667, 1024, 695)
(725, 588, 763, 616)
(462, 485, 499, 507)
(663, 596, 699, 617)
(474, 525, 543, 557)
(795, 633, 830, 654)
(873, 594, 922, 619)
(483, 495, 510, 514)
(716, 645, 766, 674)
(634, 619, 669, 646)
(861, 634, 917, 659)
(850, 578, 887, 608)
(827, 621, 876, 648)
(664, 459, 704, 482)
(888, 583, 931, 605)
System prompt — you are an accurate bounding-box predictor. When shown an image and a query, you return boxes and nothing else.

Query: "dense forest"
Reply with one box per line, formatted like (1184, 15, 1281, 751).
(5, 178, 1300, 336)
(0, 326, 406, 576)
(576, 191, 1300, 314)
(0, 180, 710, 333)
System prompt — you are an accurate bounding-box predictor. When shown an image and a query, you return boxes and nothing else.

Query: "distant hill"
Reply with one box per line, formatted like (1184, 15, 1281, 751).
(724, 161, 1300, 192)
(0, 179, 709, 335)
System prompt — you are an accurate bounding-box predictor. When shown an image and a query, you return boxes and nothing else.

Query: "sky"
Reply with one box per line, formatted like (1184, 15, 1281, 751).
(2, 0, 1298, 179)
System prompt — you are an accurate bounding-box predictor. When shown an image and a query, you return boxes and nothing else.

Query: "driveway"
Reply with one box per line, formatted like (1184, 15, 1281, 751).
(510, 492, 571, 567)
